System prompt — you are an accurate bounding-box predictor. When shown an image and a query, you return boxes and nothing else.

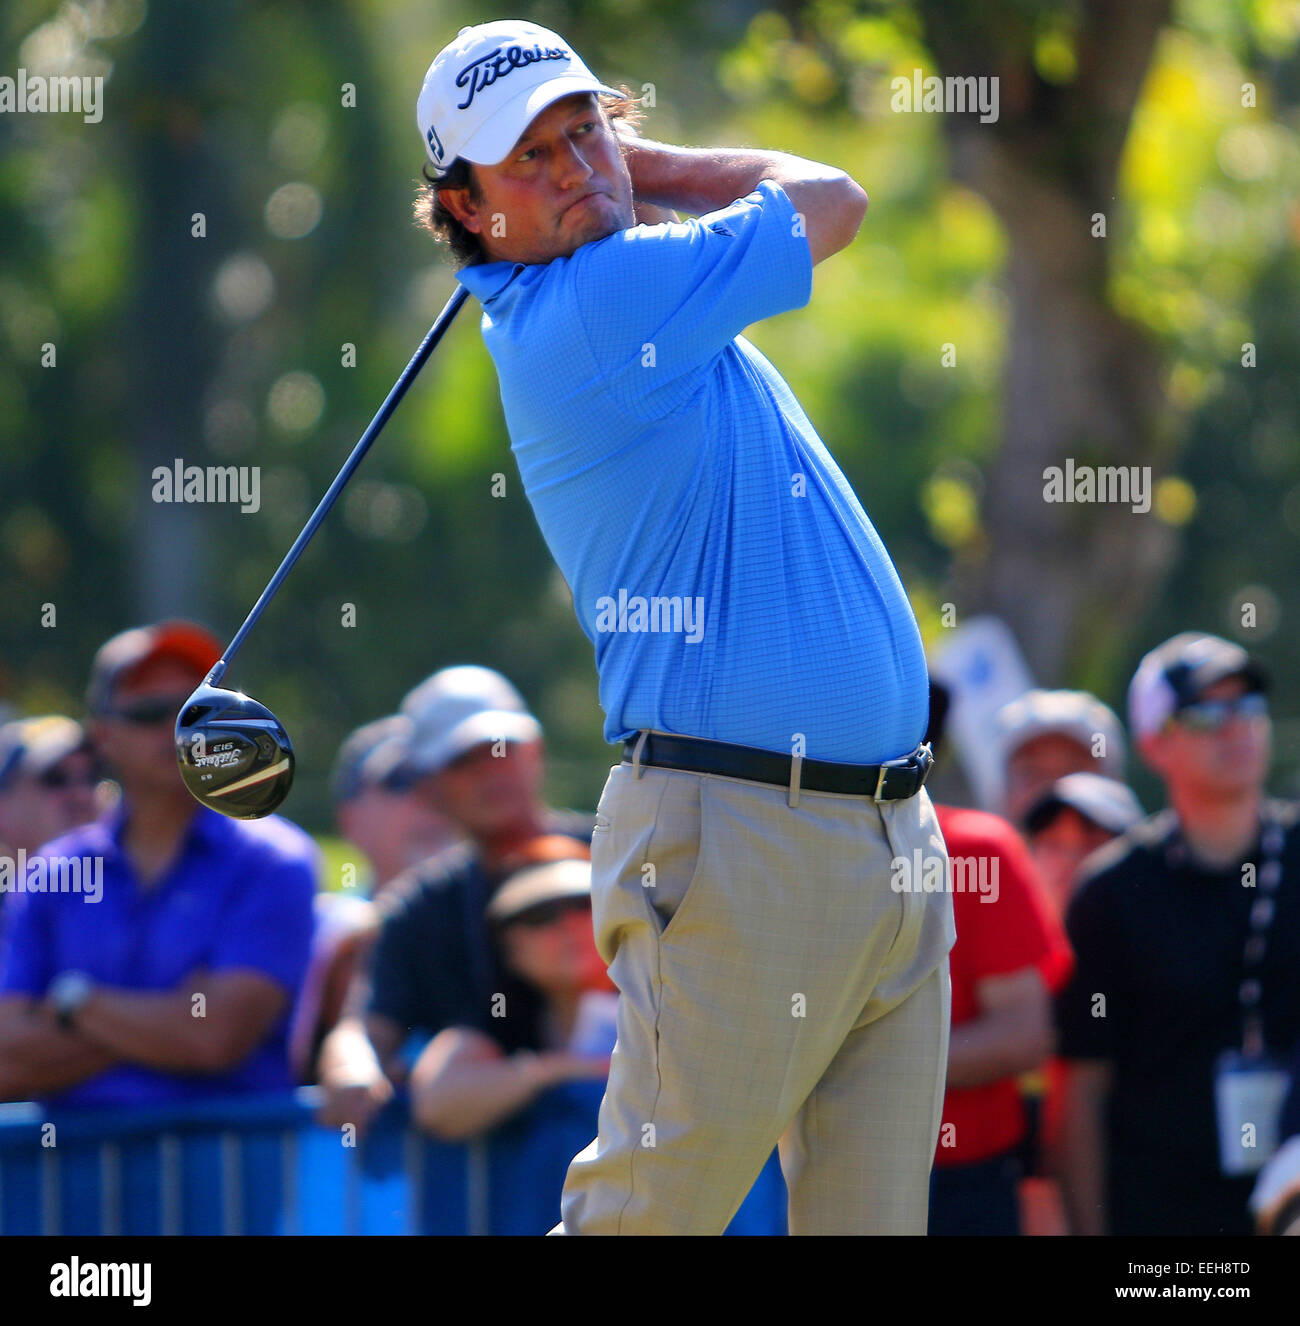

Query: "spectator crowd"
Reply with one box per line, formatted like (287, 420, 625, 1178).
(2, 618, 1299, 1236)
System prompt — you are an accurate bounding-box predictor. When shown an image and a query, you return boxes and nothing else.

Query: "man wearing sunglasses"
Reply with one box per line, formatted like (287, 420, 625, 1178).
(0, 715, 102, 864)
(0, 621, 317, 1108)
(1054, 632, 1300, 1235)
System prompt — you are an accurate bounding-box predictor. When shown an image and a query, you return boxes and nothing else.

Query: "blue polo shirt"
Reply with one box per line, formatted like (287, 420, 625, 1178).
(457, 179, 927, 763)
(0, 805, 317, 1108)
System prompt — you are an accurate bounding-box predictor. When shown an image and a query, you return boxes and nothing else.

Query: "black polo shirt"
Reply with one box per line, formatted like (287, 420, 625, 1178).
(365, 810, 594, 1056)
(1055, 799, 1300, 1235)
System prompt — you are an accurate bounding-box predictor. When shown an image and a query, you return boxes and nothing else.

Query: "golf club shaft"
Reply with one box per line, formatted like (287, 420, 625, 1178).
(207, 284, 471, 688)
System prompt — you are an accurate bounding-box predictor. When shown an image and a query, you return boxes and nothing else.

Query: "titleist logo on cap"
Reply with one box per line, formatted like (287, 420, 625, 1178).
(455, 43, 570, 110)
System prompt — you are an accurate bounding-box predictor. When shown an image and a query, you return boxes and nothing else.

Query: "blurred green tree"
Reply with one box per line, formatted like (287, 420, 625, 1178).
(2, 0, 1298, 832)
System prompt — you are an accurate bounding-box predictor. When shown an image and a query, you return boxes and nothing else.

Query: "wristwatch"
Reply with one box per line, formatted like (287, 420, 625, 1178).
(48, 971, 95, 1031)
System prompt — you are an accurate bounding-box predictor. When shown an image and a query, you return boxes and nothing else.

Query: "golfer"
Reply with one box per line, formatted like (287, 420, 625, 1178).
(414, 20, 955, 1234)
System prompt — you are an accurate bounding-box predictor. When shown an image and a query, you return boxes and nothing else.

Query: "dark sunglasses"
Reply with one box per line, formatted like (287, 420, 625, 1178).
(104, 694, 193, 726)
(1170, 692, 1268, 733)
(505, 896, 591, 929)
(37, 766, 101, 790)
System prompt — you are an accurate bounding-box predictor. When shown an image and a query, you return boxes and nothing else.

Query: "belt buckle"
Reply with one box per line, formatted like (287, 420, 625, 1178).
(874, 743, 933, 802)
(915, 742, 934, 787)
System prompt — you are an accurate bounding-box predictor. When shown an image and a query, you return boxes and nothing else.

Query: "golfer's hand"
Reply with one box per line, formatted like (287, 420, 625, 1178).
(612, 117, 679, 225)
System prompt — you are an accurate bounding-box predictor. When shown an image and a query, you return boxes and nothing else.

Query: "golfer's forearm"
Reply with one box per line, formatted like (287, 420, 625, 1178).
(621, 137, 866, 241)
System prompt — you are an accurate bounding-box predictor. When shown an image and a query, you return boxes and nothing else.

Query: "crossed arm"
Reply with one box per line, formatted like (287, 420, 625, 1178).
(618, 132, 868, 265)
(0, 972, 287, 1101)
(0, 999, 116, 1099)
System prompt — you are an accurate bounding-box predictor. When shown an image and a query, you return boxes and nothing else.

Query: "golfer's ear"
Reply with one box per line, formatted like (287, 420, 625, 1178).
(439, 187, 483, 235)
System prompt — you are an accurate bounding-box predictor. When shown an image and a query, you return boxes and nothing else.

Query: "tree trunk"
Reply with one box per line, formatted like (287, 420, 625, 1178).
(124, 2, 241, 622)
(917, 0, 1177, 684)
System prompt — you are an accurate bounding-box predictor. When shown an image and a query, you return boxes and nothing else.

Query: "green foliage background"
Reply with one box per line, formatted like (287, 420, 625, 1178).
(2, 0, 1298, 831)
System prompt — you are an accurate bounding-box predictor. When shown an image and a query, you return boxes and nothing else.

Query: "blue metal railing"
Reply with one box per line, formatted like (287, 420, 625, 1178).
(0, 1083, 788, 1235)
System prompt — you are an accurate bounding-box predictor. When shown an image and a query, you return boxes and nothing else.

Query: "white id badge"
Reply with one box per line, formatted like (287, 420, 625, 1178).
(1214, 1050, 1290, 1176)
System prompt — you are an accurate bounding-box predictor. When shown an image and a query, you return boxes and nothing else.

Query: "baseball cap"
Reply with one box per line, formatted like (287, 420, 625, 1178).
(331, 716, 413, 802)
(995, 689, 1127, 777)
(416, 21, 620, 176)
(374, 665, 543, 783)
(1024, 772, 1145, 838)
(486, 856, 591, 926)
(1127, 632, 1269, 739)
(0, 716, 91, 792)
(86, 621, 222, 716)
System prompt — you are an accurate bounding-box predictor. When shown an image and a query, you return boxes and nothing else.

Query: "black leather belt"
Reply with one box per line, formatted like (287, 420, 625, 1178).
(621, 732, 934, 801)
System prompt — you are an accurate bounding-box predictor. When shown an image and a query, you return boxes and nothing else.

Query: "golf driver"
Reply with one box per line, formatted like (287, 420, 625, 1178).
(176, 284, 471, 819)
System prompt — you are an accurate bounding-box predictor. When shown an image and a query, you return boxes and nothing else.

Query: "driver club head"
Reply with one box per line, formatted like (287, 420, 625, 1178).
(175, 682, 295, 819)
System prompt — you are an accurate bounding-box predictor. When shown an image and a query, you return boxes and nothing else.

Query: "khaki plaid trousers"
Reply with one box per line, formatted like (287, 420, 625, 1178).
(550, 751, 955, 1235)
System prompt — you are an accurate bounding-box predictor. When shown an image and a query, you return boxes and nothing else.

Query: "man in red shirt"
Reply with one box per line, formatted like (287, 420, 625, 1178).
(925, 685, 1073, 1234)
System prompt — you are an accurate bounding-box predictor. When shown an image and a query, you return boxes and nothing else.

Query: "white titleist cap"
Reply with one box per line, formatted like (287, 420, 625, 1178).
(416, 21, 620, 176)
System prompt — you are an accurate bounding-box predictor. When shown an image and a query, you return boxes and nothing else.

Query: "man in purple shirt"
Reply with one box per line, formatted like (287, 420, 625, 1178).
(0, 621, 317, 1108)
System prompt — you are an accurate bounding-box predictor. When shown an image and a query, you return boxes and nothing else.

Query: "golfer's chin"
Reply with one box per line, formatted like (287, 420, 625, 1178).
(559, 195, 631, 252)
